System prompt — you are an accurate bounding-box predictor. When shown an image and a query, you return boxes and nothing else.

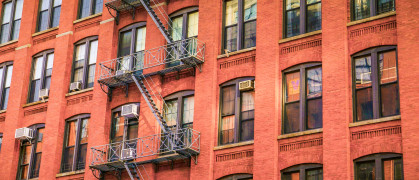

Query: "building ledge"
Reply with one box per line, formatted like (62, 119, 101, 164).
(278, 128, 323, 140)
(214, 140, 254, 151)
(66, 88, 93, 97)
(0, 40, 18, 48)
(32, 27, 59, 37)
(347, 11, 396, 27)
(279, 30, 322, 44)
(73, 13, 102, 24)
(349, 115, 401, 127)
(56, 170, 85, 178)
(23, 100, 48, 108)
(217, 47, 256, 59)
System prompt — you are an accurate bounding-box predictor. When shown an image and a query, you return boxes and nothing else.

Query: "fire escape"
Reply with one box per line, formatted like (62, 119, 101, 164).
(90, 0, 204, 179)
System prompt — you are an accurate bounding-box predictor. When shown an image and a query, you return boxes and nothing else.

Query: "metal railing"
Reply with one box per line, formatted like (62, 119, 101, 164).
(98, 38, 205, 82)
(90, 128, 200, 166)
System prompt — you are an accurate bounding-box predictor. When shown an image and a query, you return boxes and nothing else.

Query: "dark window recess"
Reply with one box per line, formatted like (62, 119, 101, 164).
(219, 77, 255, 145)
(78, 0, 103, 19)
(352, 46, 399, 122)
(71, 36, 98, 90)
(17, 124, 45, 180)
(29, 50, 54, 103)
(284, 0, 321, 38)
(0, 62, 13, 110)
(117, 22, 146, 71)
(352, 0, 395, 21)
(355, 153, 403, 180)
(61, 114, 89, 173)
(218, 174, 253, 180)
(0, 133, 3, 152)
(281, 164, 323, 180)
(0, 0, 23, 44)
(37, 0, 61, 32)
(283, 63, 322, 134)
(224, 0, 257, 53)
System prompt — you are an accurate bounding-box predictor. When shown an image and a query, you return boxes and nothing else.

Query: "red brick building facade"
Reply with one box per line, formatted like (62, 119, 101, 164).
(0, 0, 418, 179)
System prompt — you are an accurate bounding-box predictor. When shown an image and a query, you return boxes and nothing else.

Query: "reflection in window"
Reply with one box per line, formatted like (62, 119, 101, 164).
(355, 153, 402, 180)
(281, 164, 323, 180)
(285, 0, 321, 38)
(352, 0, 395, 21)
(61, 116, 89, 172)
(0, 0, 23, 44)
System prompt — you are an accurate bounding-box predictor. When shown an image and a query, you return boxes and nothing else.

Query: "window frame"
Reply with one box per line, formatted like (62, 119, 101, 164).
(77, 0, 103, 19)
(218, 174, 253, 180)
(36, 0, 61, 32)
(71, 36, 98, 90)
(117, 22, 146, 70)
(163, 90, 195, 130)
(0, 61, 13, 110)
(282, 63, 322, 134)
(283, 0, 322, 38)
(110, 103, 140, 144)
(218, 77, 255, 145)
(281, 164, 323, 180)
(0, 0, 23, 43)
(0, 133, 3, 152)
(351, 46, 399, 122)
(60, 114, 90, 173)
(354, 153, 403, 180)
(28, 49, 54, 103)
(169, 6, 199, 40)
(351, 0, 395, 21)
(17, 124, 45, 180)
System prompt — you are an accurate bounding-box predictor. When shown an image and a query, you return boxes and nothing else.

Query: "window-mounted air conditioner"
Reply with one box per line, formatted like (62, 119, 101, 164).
(239, 80, 255, 91)
(69, 82, 82, 92)
(15, 128, 34, 140)
(39, 89, 49, 100)
(121, 148, 136, 160)
(121, 104, 138, 119)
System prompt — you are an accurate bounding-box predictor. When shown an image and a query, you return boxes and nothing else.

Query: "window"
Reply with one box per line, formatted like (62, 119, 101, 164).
(163, 91, 195, 130)
(281, 164, 323, 180)
(0, 133, 3, 152)
(71, 37, 98, 90)
(224, 0, 257, 52)
(284, 0, 321, 38)
(352, 46, 399, 122)
(0, 62, 13, 110)
(110, 103, 140, 150)
(218, 174, 253, 180)
(168, 7, 199, 67)
(118, 23, 146, 71)
(29, 50, 54, 103)
(17, 124, 44, 180)
(352, 0, 395, 21)
(37, 0, 61, 32)
(283, 63, 322, 134)
(219, 77, 255, 145)
(0, 0, 23, 44)
(355, 153, 403, 180)
(78, 0, 103, 19)
(61, 114, 89, 172)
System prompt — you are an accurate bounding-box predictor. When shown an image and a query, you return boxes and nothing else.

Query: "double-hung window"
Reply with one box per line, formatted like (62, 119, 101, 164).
(17, 124, 44, 180)
(281, 164, 323, 180)
(72, 37, 98, 90)
(61, 115, 89, 172)
(118, 23, 146, 72)
(37, 0, 61, 32)
(284, 0, 321, 38)
(219, 77, 255, 145)
(0, 0, 23, 44)
(78, 0, 103, 19)
(163, 91, 195, 130)
(224, 0, 257, 52)
(355, 153, 403, 180)
(0, 62, 13, 110)
(352, 0, 395, 21)
(283, 63, 322, 134)
(29, 50, 54, 103)
(352, 46, 399, 122)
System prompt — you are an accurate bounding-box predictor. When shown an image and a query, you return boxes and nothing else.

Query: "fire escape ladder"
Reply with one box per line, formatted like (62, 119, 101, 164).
(138, 0, 173, 43)
(124, 163, 150, 180)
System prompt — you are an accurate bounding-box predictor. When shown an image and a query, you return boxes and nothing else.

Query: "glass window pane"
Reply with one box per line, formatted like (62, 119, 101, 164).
(44, 76, 51, 90)
(127, 123, 138, 140)
(30, 79, 41, 102)
(356, 161, 375, 180)
(38, 10, 49, 31)
(1, 24, 10, 44)
(75, 44, 86, 69)
(286, 71, 300, 102)
(94, 0, 103, 14)
(286, 9, 300, 37)
(22, 145, 32, 164)
(355, 56, 372, 89)
(379, 50, 397, 84)
(307, 98, 322, 129)
(36, 128, 44, 153)
(87, 65, 95, 88)
(187, 12, 199, 37)
(356, 88, 373, 121)
(354, 0, 370, 20)
(307, 3, 321, 32)
(164, 99, 178, 127)
(31, 153, 41, 178)
(40, 0, 50, 11)
(46, 53, 54, 76)
(14, 0, 24, 20)
(12, 19, 20, 40)
(2, 88, 9, 110)
(378, 0, 395, 15)
(61, 147, 74, 172)
(76, 144, 87, 170)
(73, 69, 83, 83)
(225, 25, 238, 52)
(306, 168, 323, 180)
(2, 2, 12, 24)
(119, 31, 132, 57)
(54, 0, 62, 6)
(171, 16, 183, 41)
(182, 96, 194, 125)
(225, 0, 238, 26)
(80, 0, 91, 18)
(89, 40, 98, 64)
(4, 65, 12, 88)
(66, 121, 77, 147)
(240, 91, 254, 141)
(222, 85, 235, 115)
(244, 0, 257, 21)
(283, 172, 300, 180)
(0, 68, 3, 87)
(0, 136, 2, 152)
(284, 102, 300, 133)
(240, 118, 254, 141)
(307, 67, 322, 98)
(20, 165, 29, 180)
(80, 119, 89, 144)
(241, 91, 255, 112)
(380, 83, 400, 117)
(221, 115, 235, 144)
(135, 27, 146, 52)
(286, 0, 300, 10)
(111, 112, 124, 142)
(52, 6, 61, 27)
(33, 57, 43, 80)
(244, 20, 256, 49)
(393, 158, 403, 180)
(307, 0, 321, 4)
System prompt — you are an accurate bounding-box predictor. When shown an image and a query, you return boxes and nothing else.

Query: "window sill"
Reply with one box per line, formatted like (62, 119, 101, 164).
(217, 47, 256, 59)
(349, 115, 401, 127)
(56, 170, 85, 178)
(213, 140, 254, 151)
(0, 109, 6, 114)
(347, 11, 396, 27)
(279, 30, 322, 44)
(66, 88, 93, 97)
(0, 40, 18, 48)
(32, 27, 59, 37)
(73, 13, 102, 24)
(23, 100, 48, 108)
(278, 128, 323, 140)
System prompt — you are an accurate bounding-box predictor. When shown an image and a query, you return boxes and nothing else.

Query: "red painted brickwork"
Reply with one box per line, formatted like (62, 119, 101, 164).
(0, 0, 417, 180)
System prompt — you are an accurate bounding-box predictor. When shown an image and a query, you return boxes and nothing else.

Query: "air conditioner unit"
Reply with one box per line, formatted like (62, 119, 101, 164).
(121, 148, 136, 160)
(39, 89, 49, 100)
(239, 80, 255, 91)
(116, 70, 129, 76)
(69, 82, 82, 92)
(15, 128, 34, 140)
(121, 104, 138, 118)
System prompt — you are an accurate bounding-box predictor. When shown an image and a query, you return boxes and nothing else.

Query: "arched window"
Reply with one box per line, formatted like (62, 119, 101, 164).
(117, 22, 146, 71)
(163, 91, 195, 130)
(282, 63, 322, 134)
(218, 174, 253, 180)
(29, 50, 54, 103)
(17, 124, 45, 179)
(0, 61, 13, 110)
(354, 153, 403, 180)
(281, 164, 323, 180)
(71, 36, 98, 91)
